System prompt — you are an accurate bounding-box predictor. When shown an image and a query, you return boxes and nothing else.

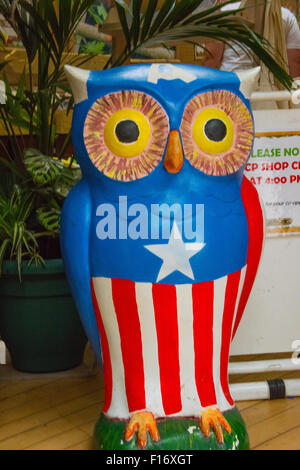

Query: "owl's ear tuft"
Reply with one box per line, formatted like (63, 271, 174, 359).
(64, 65, 90, 104)
(236, 67, 261, 99)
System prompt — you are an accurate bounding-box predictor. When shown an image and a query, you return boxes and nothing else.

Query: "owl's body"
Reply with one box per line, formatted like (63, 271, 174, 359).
(61, 63, 264, 449)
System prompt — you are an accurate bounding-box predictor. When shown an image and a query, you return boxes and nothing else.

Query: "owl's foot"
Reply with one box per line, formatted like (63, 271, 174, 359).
(125, 411, 160, 449)
(199, 408, 232, 445)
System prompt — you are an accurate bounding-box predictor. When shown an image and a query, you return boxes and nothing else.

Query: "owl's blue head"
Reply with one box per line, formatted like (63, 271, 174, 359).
(66, 63, 259, 203)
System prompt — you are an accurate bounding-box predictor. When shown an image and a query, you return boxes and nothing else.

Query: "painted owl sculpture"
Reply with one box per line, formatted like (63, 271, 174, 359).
(61, 63, 264, 450)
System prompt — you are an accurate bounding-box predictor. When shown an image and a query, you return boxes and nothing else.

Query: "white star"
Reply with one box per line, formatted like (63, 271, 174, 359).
(144, 222, 205, 282)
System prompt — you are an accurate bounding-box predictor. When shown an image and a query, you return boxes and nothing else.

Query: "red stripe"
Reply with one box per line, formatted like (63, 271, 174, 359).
(152, 283, 182, 415)
(192, 281, 216, 407)
(232, 176, 264, 338)
(90, 279, 112, 413)
(220, 271, 241, 406)
(111, 278, 146, 412)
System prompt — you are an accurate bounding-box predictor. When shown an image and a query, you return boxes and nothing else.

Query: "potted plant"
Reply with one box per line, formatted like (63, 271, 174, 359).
(0, 0, 99, 372)
(0, 153, 89, 372)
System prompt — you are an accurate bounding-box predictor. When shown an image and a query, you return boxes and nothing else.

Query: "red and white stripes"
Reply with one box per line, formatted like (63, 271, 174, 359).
(91, 269, 246, 420)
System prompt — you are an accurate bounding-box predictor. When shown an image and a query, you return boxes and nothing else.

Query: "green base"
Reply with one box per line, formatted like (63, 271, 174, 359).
(0, 259, 87, 373)
(93, 407, 249, 450)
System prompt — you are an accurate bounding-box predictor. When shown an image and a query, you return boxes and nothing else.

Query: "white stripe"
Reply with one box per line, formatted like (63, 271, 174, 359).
(212, 275, 232, 412)
(92, 277, 129, 419)
(231, 266, 247, 341)
(176, 284, 202, 416)
(135, 283, 165, 417)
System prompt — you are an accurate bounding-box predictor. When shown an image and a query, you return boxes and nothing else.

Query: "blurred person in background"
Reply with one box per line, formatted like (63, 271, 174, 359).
(202, 0, 300, 78)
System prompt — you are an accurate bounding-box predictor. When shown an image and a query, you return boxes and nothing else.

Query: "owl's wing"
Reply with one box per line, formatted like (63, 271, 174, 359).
(60, 179, 102, 363)
(232, 175, 265, 339)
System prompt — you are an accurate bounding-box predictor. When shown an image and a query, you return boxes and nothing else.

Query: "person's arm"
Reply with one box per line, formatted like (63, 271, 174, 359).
(201, 41, 225, 69)
(287, 49, 300, 78)
(283, 8, 300, 78)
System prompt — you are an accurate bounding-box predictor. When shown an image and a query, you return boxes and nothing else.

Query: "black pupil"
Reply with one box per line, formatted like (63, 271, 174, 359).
(115, 120, 139, 143)
(204, 119, 227, 142)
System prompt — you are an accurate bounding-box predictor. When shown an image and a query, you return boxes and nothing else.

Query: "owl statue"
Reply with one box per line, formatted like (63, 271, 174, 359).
(61, 63, 264, 450)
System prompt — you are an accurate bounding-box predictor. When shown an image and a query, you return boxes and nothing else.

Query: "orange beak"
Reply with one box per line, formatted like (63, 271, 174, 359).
(163, 130, 184, 174)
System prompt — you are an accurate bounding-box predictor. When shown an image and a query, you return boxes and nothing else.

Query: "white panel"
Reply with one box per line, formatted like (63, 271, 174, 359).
(231, 231, 300, 355)
(230, 110, 300, 356)
(253, 109, 300, 133)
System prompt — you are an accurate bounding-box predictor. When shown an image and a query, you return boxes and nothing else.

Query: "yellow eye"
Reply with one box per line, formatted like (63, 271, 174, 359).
(180, 90, 253, 176)
(193, 107, 234, 154)
(84, 90, 169, 181)
(104, 109, 151, 158)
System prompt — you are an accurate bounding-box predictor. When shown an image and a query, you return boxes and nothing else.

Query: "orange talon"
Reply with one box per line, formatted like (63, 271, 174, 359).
(199, 408, 232, 445)
(125, 411, 160, 449)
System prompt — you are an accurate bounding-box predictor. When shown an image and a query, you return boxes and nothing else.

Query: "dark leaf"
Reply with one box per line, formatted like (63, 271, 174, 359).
(141, 0, 158, 42)
(115, 1, 131, 47)
(131, 0, 142, 46)
(149, 0, 176, 36)
(24, 148, 64, 185)
(37, 207, 60, 233)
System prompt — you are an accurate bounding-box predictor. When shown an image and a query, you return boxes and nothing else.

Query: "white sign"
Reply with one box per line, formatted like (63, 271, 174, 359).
(246, 134, 300, 236)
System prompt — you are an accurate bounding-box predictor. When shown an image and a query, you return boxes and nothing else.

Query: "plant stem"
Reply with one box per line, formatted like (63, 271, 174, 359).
(27, 59, 35, 148)
(58, 132, 71, 159)
(0, 108, 23, 166)
(0, 138, 13, 161)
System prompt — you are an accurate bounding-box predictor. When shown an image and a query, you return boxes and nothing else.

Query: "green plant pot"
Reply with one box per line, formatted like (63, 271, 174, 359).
(0, 259, 87, 373)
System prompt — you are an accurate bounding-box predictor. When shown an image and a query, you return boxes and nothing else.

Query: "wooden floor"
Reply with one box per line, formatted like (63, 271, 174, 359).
(0, 357, 300, 450)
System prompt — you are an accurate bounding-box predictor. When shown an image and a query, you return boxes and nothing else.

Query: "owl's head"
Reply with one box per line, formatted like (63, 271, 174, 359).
(65, 63, 259, 193)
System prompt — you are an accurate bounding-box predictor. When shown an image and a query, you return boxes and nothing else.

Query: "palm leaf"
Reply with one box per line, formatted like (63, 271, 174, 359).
(17, 195, 35, 223)
(149, 0, 176, 36)
(157, 0, 201, 31)
(0, 0, 39, 63)
(18, 0, 59, 62)
(43, 0, 60, 46)
(130, 0, 142, 46)
(112, 0, 293, 90)
(11, 221, 25, 258)
(115, 0, 132, 15)
(141, 0, 158, 41)
(115, 1, 131, 47)
(182, 0, 241, 24)
(26, 1, 60, 57)
(0, 238, 10, 274)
